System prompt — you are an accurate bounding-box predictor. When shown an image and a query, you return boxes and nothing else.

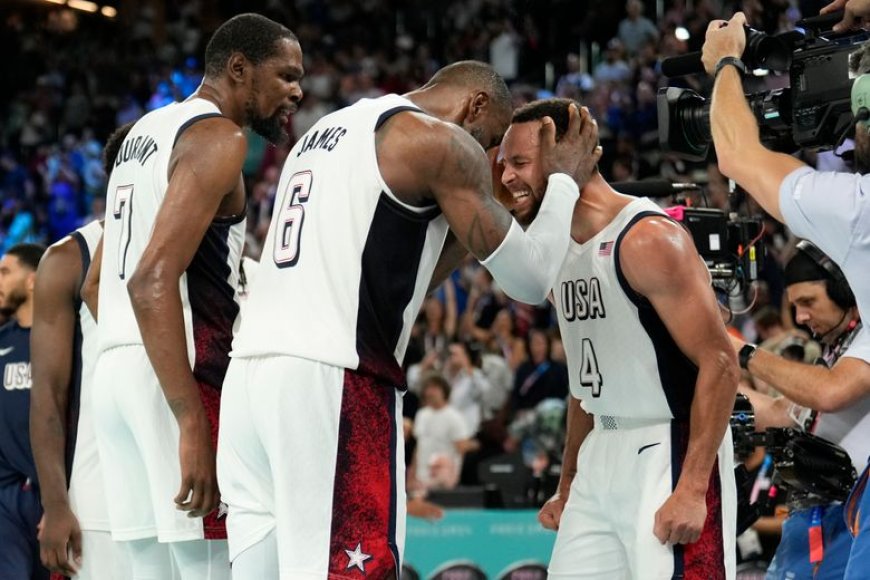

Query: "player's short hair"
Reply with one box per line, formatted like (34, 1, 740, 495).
(103, 122, 135, 176)
(423, 61, 512, 115)
(5, 244, 46, 271)
(204, 13, 298, 78)
(421, 373, 451, 400)
(512, 97, 580, 141)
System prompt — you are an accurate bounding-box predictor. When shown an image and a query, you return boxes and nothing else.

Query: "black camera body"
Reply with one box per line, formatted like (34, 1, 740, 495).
(658, 13, 870, 160)
(664, 205, 764, 282)
(730, 395, 857, 504)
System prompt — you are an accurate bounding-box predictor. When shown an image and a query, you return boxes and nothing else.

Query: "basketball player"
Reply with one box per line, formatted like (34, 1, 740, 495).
(218, 61, 601, 578)
(0, 243, 47, 580)
(499, 98, 739, 579)
(92, 14, 302, 579)
(30, 123, 133, 579)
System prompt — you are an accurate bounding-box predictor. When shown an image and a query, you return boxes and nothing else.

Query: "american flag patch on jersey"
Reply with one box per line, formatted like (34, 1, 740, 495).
(598, 241, 614, 256)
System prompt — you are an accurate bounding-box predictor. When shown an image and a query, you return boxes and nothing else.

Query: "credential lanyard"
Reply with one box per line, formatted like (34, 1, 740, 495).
(809, 505, 824, 570)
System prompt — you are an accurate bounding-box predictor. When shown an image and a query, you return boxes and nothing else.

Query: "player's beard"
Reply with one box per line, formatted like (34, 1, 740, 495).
(0, 286, 26, 317)
(245, 86, 290, 146)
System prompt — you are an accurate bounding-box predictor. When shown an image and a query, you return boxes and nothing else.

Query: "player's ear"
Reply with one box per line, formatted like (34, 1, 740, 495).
(466, 91, 489, 123)
(227, 52, 248, 84)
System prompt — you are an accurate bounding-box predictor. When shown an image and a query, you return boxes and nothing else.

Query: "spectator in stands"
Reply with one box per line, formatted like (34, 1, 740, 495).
(409, 374, 474, 492)
(617, 0, 660, 54)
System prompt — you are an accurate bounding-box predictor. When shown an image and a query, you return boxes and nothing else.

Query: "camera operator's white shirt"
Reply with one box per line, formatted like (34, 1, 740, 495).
(780, 166, 870, 366)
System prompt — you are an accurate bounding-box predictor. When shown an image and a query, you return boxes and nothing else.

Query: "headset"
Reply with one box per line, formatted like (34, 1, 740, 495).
(851, 73, 870, 128)
(795, 240, 856, 310)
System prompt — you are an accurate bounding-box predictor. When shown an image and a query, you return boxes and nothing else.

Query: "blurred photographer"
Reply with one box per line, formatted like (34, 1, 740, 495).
(702, 9, 870, 577)
(733, 242, 870, 579)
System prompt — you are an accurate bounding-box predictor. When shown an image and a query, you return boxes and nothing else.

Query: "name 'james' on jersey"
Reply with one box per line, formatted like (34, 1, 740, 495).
(99, 98, 245, 389)
(232, 95, 450, 388)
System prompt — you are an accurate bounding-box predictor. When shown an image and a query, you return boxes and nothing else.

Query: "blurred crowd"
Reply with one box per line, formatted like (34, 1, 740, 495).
(0, 0, 843, 520)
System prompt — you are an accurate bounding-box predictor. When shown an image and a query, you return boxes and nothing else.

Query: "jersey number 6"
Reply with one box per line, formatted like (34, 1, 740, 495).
(273, 171, 313, 268)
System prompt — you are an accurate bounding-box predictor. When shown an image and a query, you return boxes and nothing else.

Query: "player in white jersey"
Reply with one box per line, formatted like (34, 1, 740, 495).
(30, 124, 133, 579)
(219, 61, 602, 578)
(93, 14, 303, 579)
(499, 98, 739, 579)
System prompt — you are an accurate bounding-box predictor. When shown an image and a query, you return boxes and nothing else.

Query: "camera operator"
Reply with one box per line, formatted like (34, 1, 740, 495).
(733, 242, 870, 579)
(702, 10, 870, 578)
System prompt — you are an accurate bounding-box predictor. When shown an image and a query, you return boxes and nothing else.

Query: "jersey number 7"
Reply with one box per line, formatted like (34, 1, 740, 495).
(273, 171, 313, 268)
(113, 184, 134, 279)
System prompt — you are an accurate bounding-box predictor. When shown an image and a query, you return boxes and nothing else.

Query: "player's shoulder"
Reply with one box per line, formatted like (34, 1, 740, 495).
(41, 234, 84, 271)
(618, 214, 701, 292)
(619, 214, 693, 261)
(381, 109, 478, 159)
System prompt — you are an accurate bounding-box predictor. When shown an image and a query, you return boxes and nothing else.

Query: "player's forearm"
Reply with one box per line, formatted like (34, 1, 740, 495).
(746, 349, 841, 412)
(128, 272, 204, 425)
(558, 397, 593, 496)
(679, 351, 739, 496)
(30, 385, 71, 508)
(482, 174, 578, 304)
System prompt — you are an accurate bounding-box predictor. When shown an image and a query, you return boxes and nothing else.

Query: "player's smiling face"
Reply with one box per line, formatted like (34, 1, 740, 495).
(500, 121, 547, 226)
(245, 38, 305, 145)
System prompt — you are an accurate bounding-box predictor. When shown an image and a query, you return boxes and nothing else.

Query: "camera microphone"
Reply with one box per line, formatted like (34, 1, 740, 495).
(612, 180, 700, 198)
(661, 52, 705, 78)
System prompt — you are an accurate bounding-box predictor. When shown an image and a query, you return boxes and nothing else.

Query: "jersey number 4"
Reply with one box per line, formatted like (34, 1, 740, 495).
(273, 171, 313, 268)
(113, 184, 134, 279)
(579, 338, 603, 397)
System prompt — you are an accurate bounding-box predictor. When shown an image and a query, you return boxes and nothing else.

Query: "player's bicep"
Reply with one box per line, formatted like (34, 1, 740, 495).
(430, 130, 513, 261)
(621, 221, 731, 366)
(137, 123, 246, 278)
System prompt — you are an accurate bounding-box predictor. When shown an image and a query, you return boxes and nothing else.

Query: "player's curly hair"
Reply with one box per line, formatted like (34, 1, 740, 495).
(204, 13, 298, 79)
(512, 97, 580, 141)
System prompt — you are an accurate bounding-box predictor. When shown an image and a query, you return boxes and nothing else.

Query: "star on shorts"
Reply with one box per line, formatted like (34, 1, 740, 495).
(344, 542, 372, 572)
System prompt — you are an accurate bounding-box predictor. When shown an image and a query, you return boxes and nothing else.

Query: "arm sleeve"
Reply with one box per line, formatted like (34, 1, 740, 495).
(779, 167, 870, 264)
(481, 173, 579, 304)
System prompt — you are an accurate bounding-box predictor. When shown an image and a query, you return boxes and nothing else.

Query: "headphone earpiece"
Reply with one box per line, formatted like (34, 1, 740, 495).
(796, 241, 855, 310)
(851, 74, 870, 129)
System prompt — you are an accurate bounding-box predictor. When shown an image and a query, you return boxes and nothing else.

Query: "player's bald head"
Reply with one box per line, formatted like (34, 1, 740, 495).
(423, 61, 512, 118)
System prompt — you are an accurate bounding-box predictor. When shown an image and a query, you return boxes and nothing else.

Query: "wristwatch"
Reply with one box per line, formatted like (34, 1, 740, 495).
(715, 56, 746, 79)
(738, 343, 758, 370)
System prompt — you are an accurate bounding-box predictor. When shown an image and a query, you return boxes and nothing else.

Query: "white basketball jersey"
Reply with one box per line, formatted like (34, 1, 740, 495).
(233, 95, 450, 387)
(99, 98, 245, 388)
(554, 198, 698, 420)
(66, 220, 109, 530)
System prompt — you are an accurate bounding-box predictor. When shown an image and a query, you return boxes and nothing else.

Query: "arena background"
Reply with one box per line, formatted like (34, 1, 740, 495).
(0, 1, 837, 578)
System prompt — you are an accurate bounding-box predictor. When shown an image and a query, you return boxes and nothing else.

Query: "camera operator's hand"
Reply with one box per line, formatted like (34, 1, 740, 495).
(822, 0, 870, 32)
(701, 12, 748, 75)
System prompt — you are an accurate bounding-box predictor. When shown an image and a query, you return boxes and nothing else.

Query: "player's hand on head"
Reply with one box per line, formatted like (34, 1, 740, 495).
(175, 413, 220, 518)
(38, 507, 83, 576)
(538, 104, 602, 188)
(537, 492, 567, 531)
(653, 490, 707, 545)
